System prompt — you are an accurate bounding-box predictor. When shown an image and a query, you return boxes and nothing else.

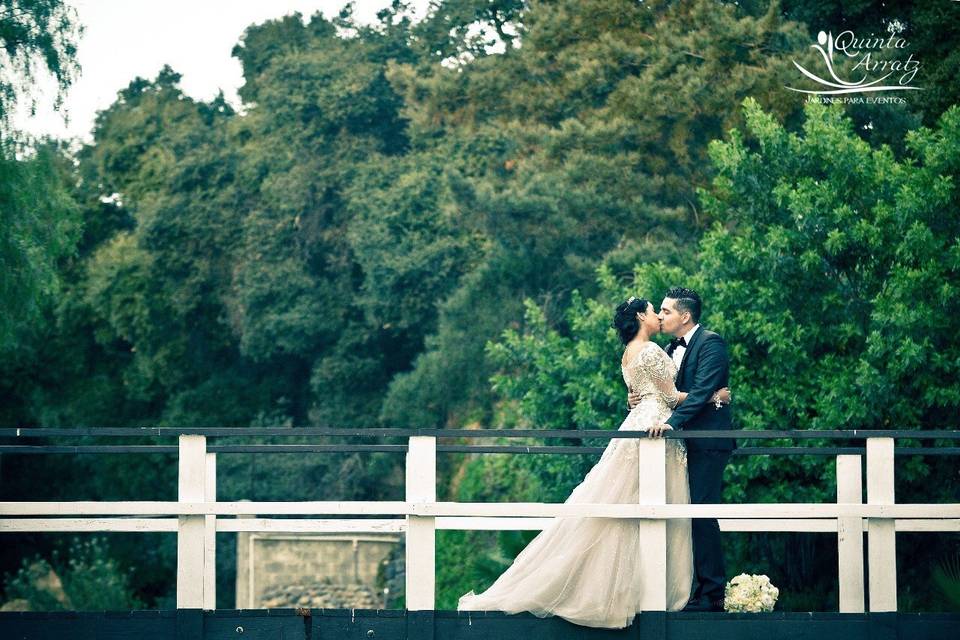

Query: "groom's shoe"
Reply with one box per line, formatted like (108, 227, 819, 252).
(682, 597, 725, 613)
(681, 598, 708, 612)
(705, 599, 725, 612)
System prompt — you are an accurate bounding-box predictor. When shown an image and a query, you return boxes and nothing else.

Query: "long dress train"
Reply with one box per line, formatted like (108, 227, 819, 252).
(457, 340, 694, 628)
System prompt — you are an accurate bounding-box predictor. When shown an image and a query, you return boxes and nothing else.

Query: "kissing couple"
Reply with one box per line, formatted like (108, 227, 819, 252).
(458, 287, 736, 627)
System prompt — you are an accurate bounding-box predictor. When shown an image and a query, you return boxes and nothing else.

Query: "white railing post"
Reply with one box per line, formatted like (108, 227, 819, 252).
(177, 434, 207, 608)
(836, 454, 865, 612)
(405, 435, 436, 610)
(866, 437, 897, 612)
(637, 437, 667, 611)
(234, 501, 254, 609)
(203, 451, 217, 610)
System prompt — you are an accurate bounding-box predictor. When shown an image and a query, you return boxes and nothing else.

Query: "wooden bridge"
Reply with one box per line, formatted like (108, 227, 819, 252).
(0, 427, 958, 639)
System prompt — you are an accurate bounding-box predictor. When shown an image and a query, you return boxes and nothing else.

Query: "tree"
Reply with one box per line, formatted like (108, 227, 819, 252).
(228, 9, 422, 427)
(445, 98, 960, 610)
(380, 0, 812, 430)
(696, 97, 959, 608)
(0, 141, 80, 350)
(0, 0, 82, 349)
(0, 0, 82, 133)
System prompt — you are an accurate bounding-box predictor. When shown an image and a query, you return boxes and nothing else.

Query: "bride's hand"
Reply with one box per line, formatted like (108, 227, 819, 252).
(712, 387, 731, 408)
(647, 423, 672, 438)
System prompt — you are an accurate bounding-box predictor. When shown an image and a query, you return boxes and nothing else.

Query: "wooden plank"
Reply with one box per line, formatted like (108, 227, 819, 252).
(0, 611, 177, 639)
(895, 519, 960, 532)
(0, 501, 411, 515)
(436, 517, 552, 530)
(2, 500, 959, 518)
(3, 426, 960, 439)
(837, 455, 865, 613)
(435, 517, 843, 532)
(0, 444, 928, 458)
(235, 513, 252, 609)
(406, 436, 436, 611)
(407, 609, 435, 640)
(218, 518, 406, 532)
(637, 438, 667, 611)
(177, 435, 206, 609)
(175, 608, 203, 640)
(867, 438, 897, 612)
(203, 453, 216, 611)
(718, 519, 839, 532)
(205, 611, 305, 639)
(3, 610, 960, 640)
(4, 516, 957, 537)
(412, 502, 960, 519)
(0, 518, 178, 532)
(4, 443, 959, 456)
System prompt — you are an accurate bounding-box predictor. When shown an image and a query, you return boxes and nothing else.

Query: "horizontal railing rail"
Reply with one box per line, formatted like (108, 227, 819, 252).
(0, 429, 957, 614)
(2, 444, 959, 455)
(2, 427, 959, 438)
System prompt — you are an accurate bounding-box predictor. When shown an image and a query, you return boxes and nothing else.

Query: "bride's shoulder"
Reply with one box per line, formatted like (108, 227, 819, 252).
(645, 341, 670, 361)
(621, 341, 663, 368)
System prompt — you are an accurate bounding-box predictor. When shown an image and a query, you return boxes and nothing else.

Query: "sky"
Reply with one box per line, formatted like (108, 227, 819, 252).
(12, 1, 431, 144)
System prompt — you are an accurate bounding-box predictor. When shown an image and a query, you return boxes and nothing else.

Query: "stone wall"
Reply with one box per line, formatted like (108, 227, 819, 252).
(235, 531, 400, 608)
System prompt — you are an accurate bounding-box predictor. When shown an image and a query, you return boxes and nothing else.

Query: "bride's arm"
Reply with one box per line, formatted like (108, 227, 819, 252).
(641, 347, 681, 409)
(632, 348, 731, 409)
(674, 388, 730, 407)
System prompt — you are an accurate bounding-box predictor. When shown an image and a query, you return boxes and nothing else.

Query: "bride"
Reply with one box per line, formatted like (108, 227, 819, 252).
(457, 296, 729, 628)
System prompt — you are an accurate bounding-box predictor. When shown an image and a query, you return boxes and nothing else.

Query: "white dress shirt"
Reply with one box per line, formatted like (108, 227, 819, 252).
(671, 324, 700, 371)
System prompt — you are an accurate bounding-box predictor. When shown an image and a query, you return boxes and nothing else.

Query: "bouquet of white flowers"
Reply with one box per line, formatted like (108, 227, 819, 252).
(723, 573, 779, 612)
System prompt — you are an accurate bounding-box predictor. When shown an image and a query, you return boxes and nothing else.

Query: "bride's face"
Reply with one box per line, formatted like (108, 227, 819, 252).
(637, 302, 660, 335)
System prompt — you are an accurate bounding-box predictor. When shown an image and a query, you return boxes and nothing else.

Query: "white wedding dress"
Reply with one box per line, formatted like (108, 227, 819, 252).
(457, 340, 694, 628)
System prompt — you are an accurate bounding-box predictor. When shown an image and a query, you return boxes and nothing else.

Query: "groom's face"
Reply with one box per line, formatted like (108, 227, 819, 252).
(658, 297, 687, 337)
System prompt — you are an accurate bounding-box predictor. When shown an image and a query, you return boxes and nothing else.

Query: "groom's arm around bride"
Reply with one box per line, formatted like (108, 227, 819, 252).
(664, 328, 734, 446)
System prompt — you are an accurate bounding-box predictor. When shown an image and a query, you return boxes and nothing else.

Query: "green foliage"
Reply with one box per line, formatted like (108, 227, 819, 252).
(700, 97, 960, 442)
(932, 553, 960, 610)
(380, 0, 815, 428)
(449, 98, 960, 610)
(3, 537, 143, 611)
(0, 0, 82, 133)
(0, 140, 81, 350)
(695, 98, 960, 603)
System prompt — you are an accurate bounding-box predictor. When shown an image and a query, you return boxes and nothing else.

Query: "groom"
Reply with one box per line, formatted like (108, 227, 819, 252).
(629, 287, 735, 612)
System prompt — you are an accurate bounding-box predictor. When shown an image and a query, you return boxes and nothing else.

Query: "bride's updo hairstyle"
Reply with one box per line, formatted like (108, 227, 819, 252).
(611, 296, 649, 345)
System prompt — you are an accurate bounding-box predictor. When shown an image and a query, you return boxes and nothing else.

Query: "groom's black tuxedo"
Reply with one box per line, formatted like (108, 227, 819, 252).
(665, 327, 735, 451)
(664, 325, 734, 608)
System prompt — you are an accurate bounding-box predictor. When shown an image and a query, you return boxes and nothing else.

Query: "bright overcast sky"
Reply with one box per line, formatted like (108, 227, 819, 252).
(12, 0, 431, 144)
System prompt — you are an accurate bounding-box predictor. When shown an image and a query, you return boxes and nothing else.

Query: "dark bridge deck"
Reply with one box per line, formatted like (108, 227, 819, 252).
(0, 609, 957, 640)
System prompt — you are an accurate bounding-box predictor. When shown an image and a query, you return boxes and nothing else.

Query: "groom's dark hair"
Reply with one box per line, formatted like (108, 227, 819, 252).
(665, 287, 702, 323)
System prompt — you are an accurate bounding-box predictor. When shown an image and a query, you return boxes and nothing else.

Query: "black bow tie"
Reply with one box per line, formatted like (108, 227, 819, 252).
(669, 337, 687, 350)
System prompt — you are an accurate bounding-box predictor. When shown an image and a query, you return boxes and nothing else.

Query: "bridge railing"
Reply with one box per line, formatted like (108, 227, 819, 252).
(0, 428, 958, 614)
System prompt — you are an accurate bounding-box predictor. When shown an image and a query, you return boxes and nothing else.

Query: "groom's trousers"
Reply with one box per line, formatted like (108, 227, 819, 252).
(686, 449, 731, 603)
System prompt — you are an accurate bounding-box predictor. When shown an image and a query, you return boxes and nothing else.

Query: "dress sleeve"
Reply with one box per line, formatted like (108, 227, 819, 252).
(639, 344, 680, 408)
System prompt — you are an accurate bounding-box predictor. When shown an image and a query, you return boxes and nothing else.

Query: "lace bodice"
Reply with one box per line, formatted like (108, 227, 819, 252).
(619, 340, 686, 465)
(620, 341, 680, 409)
